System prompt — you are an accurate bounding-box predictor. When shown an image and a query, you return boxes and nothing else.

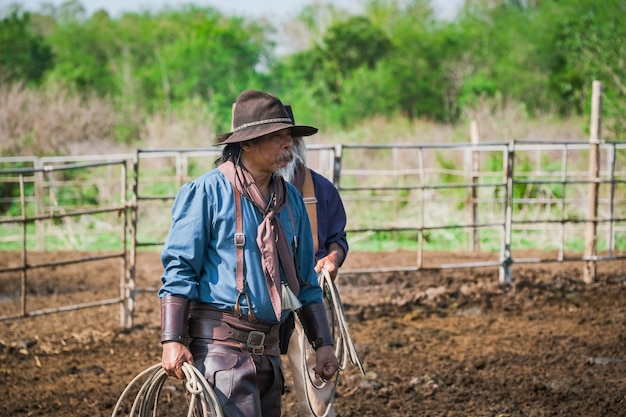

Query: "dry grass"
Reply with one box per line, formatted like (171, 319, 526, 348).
(316, 100, 588, 147)
(1, 82, 591, 157)
(139, 98, 216, 150)
(0, 83, 128, 156)
(460, 98, 588, 142)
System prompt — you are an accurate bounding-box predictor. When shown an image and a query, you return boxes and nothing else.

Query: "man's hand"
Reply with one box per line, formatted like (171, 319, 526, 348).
(314, 244, 344, 281)
(161, 341, 194, 379)
(313, 345, 340, 381)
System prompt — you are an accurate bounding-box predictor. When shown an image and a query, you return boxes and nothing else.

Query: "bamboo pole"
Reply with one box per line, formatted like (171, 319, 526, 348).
(584, 80, 602, 284)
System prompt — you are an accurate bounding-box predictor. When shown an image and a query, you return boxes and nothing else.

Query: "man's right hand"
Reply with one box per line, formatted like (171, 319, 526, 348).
(161, 341, 194, 379)
(314, 243, 345, 281)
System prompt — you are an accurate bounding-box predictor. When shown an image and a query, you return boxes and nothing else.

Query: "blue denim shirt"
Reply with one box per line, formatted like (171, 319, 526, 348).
(158, 168, 321, 323)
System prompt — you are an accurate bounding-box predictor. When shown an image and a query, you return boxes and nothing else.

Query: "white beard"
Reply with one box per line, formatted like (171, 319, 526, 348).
(276, 138, 307, 183)
(277, 158, 298, 183)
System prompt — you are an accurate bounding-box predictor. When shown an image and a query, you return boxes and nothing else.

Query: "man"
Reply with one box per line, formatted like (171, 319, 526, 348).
(158, 90, 339, 417)
(278, 105, 348, 417)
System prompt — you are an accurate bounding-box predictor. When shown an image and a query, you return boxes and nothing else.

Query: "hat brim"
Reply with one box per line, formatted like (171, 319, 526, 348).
(216, 123, 318, 145)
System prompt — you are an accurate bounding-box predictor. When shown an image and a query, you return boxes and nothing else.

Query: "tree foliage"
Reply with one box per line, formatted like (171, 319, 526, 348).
(37, 4, 274, 133)
(0, 5, 53, 85)
(553, 0, 626, 136)
(3, 0, 625, 151)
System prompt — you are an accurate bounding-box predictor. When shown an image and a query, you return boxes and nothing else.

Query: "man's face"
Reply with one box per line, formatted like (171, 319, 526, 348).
(245, 128, 294, 173)
(276, 137, 306, 183)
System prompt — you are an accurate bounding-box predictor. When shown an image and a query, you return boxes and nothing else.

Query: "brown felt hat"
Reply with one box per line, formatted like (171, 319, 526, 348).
(216, 90, 318, 145)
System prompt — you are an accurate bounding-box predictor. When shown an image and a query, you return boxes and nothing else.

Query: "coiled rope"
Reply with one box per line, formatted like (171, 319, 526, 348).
(301, 268, 366, 417)
(111, 362, 224, 417)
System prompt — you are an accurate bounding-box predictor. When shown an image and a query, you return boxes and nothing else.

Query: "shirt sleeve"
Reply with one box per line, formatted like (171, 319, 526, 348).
(311, 170, 349, 265)
(158, 180, 210, 299)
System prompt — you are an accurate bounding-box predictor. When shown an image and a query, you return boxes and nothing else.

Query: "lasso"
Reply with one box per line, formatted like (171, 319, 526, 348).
(111, 362, 224, 417)
(301, 268, 366, 417)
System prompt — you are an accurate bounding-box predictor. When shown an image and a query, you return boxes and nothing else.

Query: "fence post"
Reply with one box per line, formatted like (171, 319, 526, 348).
(499, 141, 514, 287)
(34, 158, 45, 250)
(19, 174, 28, 317)
(469, 121, 480, 251)
(332, 144, 343, 188)
(607, 144, 617, 257)
(584, 80, 602, 284)
(122, 152, 140, 328)
(120, 160, 132, 329)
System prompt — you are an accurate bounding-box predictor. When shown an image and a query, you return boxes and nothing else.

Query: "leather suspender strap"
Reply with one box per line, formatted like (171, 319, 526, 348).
(285, 201, 307, 288)
(302, 168, 318, 253)
(233, 188, 256, 322)
(231, 177, 303, 322)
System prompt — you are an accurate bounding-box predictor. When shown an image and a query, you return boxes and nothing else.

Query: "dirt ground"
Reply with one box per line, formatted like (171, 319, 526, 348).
(1, 249, 625, 417)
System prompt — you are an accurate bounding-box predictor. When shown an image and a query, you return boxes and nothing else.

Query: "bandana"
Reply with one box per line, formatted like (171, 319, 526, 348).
(218, 160, 300, 320)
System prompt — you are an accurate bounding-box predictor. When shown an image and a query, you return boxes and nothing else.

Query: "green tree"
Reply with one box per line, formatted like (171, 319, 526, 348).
(283, 15, 391, 109)
(123, 7, 272, 124)
(42, 5, 275, 134)
(451, 2, 550, 117)
(43, 9, 118, 95)
(554, 0, 626, 137)
(366, 0, 461, 122)
(0, 5, 53, 85)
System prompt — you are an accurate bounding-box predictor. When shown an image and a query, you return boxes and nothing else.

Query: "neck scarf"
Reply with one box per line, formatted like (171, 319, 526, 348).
(218, 160, 300, 321)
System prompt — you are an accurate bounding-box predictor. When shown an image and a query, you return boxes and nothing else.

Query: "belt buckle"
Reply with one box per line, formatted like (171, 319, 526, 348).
(247, 330, 265, 354)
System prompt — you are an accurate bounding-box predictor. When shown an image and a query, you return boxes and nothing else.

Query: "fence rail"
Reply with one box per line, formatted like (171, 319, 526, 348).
(1, 139, 625, 326)
(0, 159, 131, 325)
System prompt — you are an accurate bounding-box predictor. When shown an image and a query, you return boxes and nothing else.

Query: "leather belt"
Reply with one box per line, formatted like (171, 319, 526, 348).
(188, 304, 280, 355)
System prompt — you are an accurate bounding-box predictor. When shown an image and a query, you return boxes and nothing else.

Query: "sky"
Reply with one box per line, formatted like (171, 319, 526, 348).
(9, 0, 464, 21)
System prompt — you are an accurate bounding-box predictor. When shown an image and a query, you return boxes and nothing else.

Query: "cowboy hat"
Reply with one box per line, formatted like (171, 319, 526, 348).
(216, 90, 318, 145)
(284, 104, 296, 124)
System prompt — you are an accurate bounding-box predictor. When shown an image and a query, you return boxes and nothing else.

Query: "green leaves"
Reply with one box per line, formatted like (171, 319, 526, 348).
(4, 0, 626, 149)
(0, 6, 53, 85)
(554, 0, 626, 135)
(37, 5, 274, 133)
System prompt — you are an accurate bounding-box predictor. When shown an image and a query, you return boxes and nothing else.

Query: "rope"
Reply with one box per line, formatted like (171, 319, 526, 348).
(112, 270, 363, 417)
(319, 268, 366, 376)
(301, 268, 366, 417)
(111, 362, 224, 417)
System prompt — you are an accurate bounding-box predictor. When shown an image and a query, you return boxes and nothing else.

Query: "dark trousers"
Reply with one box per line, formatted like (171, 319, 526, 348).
(190, 340, 283, 417)
(186, 304, 284, 417)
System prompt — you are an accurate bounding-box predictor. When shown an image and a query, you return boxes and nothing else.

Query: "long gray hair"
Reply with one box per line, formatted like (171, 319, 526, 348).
(276, 136, 307, 183)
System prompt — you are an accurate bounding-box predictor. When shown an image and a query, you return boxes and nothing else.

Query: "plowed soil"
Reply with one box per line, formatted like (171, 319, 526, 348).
(1, 250, 625, 417)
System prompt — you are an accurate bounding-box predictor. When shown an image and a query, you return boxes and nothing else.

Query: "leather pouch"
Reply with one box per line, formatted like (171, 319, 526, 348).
(278, 311, 296, 354)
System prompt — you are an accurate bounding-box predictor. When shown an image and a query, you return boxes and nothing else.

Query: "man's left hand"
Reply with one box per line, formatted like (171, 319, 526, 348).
(313, 345, 340, 381)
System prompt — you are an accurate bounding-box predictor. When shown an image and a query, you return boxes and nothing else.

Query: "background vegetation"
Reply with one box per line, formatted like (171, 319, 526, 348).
(1, 0, 624, 157)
